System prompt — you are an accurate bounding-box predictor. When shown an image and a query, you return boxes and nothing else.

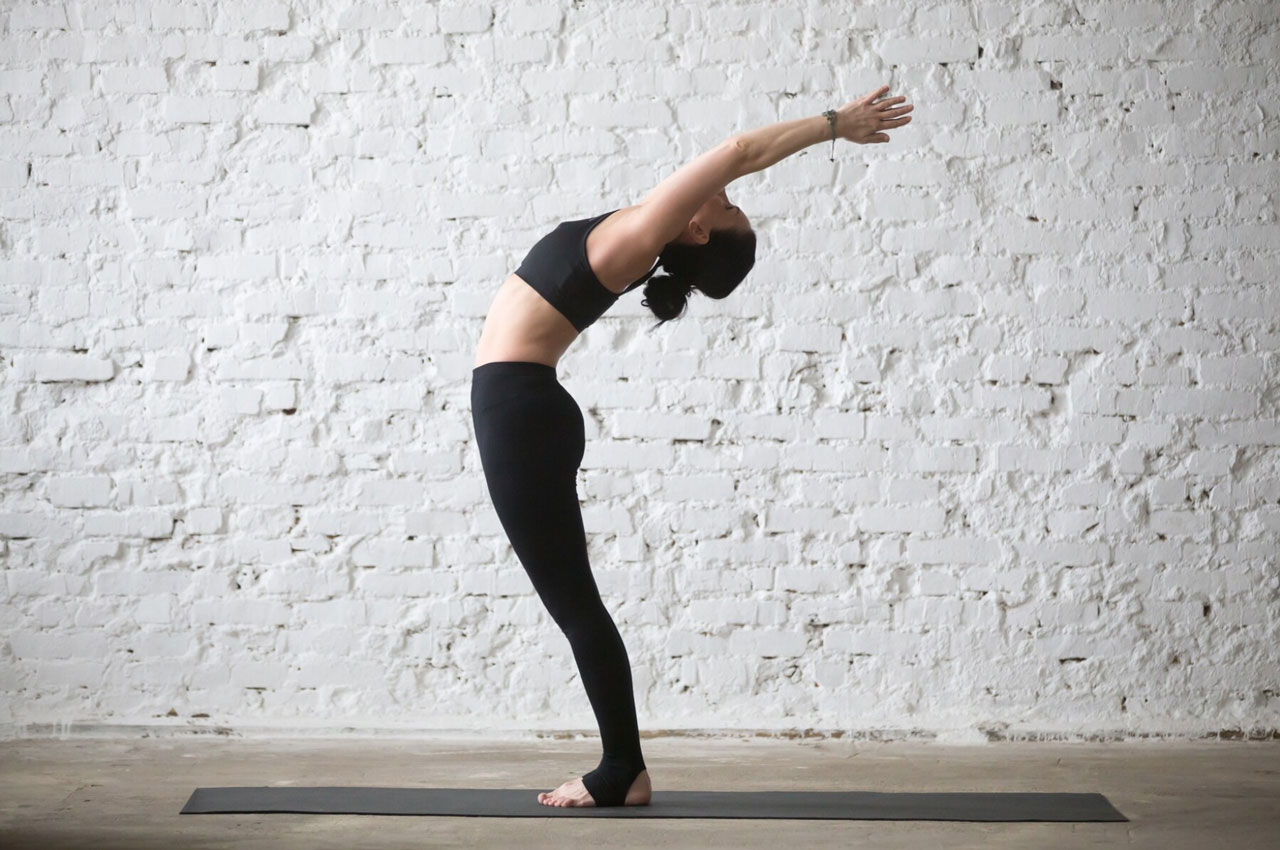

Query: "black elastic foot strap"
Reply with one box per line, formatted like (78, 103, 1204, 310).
(581, 753, 646, 807)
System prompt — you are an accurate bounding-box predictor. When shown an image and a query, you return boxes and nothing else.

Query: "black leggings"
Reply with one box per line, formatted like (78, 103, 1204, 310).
(470, 360, 646, 806)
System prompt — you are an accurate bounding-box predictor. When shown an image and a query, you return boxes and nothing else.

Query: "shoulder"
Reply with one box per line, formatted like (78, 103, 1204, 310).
(584, 205, 663, 292)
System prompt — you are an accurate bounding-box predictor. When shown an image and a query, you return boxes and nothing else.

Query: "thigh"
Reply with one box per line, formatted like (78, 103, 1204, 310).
(487, 456, 607, 631)
(472, 377, 598, 608)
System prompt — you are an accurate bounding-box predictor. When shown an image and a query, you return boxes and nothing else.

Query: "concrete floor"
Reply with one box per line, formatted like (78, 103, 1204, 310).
(0, 736, 1277, 849)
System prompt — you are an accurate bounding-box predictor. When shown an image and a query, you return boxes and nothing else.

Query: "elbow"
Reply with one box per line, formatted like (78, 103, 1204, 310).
(725, 136, 753, 177)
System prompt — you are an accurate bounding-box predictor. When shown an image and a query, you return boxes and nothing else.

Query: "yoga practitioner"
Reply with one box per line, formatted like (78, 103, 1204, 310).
(470, 85, 914, 808)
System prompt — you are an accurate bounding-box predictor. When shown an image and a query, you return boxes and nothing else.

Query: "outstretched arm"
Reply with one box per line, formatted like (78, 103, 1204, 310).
(624, 85, 913, 252)
(734, 85, 914, 175)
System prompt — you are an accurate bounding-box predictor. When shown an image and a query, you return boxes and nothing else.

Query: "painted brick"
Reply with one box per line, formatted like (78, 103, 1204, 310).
(1, 0, 1275, 745)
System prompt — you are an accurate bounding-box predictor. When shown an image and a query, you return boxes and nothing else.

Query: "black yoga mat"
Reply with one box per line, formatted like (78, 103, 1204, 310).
(181, 786, 1127, 821)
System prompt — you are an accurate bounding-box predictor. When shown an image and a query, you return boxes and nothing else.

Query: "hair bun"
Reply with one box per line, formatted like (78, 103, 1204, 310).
(640, 272, 695, 323)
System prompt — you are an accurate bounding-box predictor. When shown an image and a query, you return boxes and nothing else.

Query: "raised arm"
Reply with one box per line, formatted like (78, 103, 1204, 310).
(623, 85, 913, 251)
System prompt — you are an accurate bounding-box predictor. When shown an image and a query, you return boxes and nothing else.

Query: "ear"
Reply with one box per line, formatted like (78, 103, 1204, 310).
(687, 216, 711, 245)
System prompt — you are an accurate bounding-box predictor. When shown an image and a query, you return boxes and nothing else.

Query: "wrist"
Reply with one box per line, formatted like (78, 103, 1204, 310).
(822, 109, 838, 139)
(821, 109, 839, 159)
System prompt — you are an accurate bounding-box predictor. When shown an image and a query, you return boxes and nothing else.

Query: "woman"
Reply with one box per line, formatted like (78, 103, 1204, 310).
(470, 85, 914, 808)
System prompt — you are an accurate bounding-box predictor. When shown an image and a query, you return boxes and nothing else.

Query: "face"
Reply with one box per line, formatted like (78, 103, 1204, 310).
(680, 188, 752, 245)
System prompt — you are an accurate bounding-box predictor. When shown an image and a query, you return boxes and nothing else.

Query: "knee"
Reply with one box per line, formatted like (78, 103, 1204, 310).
(549, 601, 616, 643)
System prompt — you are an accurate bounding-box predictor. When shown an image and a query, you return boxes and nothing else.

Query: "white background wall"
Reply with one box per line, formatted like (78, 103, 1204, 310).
(1, 1, 1277, 742)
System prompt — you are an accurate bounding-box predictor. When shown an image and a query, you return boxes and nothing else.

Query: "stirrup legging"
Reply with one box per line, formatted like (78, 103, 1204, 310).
(470, 360, 647, 806)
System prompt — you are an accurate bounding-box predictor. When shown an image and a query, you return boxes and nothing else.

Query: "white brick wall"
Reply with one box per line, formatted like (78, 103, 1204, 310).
(2, 1, 1278, 742)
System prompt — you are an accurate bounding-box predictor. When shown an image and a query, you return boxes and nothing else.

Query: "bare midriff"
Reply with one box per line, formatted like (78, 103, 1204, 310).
(472, 206, 657, 370)
(472, 272, 582, 369)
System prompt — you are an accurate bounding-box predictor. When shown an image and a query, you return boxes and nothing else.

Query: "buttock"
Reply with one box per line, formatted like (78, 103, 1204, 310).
(471, 360, 584, 471)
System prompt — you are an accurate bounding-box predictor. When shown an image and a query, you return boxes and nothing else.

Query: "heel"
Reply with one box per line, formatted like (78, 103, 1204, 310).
(582, 755, 646, 807)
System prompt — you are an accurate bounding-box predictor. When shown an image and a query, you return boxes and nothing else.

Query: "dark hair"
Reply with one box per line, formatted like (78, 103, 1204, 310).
(640, 226, 756, 327)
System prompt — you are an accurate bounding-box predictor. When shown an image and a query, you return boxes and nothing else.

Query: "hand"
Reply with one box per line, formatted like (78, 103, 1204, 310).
(834, 85, 913, 144)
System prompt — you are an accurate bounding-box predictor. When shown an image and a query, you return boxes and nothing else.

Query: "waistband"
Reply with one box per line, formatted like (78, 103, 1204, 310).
(472, 360, 558, 380)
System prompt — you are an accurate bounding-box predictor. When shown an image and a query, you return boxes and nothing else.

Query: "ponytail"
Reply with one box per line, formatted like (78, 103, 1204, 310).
(640, 272, 696, 325)
(638, 226, 756, 328)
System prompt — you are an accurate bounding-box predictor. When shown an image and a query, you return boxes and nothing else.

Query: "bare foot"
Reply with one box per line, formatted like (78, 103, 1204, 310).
(537, 769, 651, 807)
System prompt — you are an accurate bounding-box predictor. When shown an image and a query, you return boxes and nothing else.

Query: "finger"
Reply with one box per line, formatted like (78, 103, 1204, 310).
(864, 84, 890, 102)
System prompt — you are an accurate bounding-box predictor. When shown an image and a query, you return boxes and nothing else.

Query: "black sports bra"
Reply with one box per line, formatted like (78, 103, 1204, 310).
(513, 208, 660, 333)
